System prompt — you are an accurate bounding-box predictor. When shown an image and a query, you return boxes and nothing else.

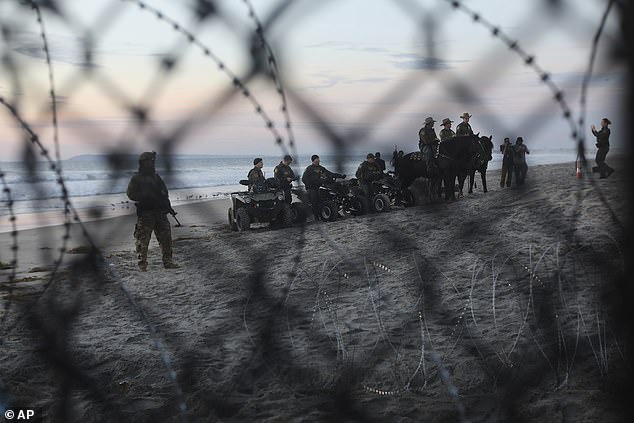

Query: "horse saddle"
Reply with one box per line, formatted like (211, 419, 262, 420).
(409, 152, 423, 161)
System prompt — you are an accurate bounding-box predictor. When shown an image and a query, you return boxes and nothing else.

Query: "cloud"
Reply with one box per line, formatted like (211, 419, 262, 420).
(299, 73, 391, 90)
(305, 41, 454, 71)
(9, 31, 165, 68)
(389, 53, 450, 70)
(9, 31, 97, 68)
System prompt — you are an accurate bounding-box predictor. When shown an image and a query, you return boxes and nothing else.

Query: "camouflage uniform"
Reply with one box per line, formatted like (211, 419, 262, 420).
(439, 128, 456, 142)
(418, 125, 438, 171)
(247, 166, 265, 191)
(355, 159, 383, 196)
(592, 125, 613, 178)
(274, 161, 296, 204)
(455, 122, 474, 137)
(126, 152, 177, 271)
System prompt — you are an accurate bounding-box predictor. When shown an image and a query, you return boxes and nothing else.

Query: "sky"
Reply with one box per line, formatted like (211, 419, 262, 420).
(0, 0, 626, 160)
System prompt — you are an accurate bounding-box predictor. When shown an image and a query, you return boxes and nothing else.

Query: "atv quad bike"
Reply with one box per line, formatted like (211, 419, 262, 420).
(228, 178, 293, 231)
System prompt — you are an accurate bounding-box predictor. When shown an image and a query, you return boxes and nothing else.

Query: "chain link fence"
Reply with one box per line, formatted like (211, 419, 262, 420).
(1, 0, 632, 421)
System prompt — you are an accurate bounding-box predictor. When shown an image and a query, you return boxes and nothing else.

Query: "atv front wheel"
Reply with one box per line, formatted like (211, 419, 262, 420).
(228, 208, 238, 231)
(319, 201, 338, 222)
(279, 203, 294, 227)
(290, 202, 308, 223)
(350, 197, 368, 216)
(236, 207, 251, 231)
(372, 193, 391, 212)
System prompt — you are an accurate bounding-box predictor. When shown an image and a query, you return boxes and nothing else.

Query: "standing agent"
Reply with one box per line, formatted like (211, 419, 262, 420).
(274, 154, 297, 204)
(512, 137, 530, 185)
(456, 112, 474, 137)
(418, 116, 439, 171)
(591, 118, 614, 179)
(301, 155, 345, 220)
(127, 151, 179, 271)
(374, 152, 386, 172)
(439, 117, 456, 141)
(500, 137, 514, 188)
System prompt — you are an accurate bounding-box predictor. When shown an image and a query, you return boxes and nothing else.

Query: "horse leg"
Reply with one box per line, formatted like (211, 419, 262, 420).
(445, 174, 456, 201)
(481, 170, 488, 193)
(468, 170, 475, 194)
(458, 173, 466, 197)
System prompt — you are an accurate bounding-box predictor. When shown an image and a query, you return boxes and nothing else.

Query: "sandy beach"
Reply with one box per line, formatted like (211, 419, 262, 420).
(1, 160, 631, 422)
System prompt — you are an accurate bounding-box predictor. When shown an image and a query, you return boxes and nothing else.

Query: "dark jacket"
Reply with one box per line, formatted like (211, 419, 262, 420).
(418, 126, 438, 147)
(439, 128, 456, 142)
(456, 122, 474, 137)
(375, 157, 386, 172)
(355, 161, 383, 184)
(513, 144, 529, 164)
(501, 143, 514, 166)
(592, 127, 610, 149)
(274, 162, 296, 188)
(247, 167, 265, 189)
(302, 164, 342, 190)
(127, 171, 170, 214)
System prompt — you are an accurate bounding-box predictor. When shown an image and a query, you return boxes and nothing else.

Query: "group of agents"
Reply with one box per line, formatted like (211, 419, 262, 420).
(418, 112, 475, 170)
(499, 137, 530, 187)
(125, 118, 615, 272)
(246, 152, 388, 220)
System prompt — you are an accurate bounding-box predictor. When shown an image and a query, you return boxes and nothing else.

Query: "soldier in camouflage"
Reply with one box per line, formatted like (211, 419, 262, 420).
(301, 155, 345, 220)
(418, 116, 439, 172)
(356, 153, 384, 197)
(591, 118, 614, 179)
(248, 157, 266, 191)
(439, 118, 456, 142)
(456, 112, 474, 137)
(274, 154, 296, 204)
(126, 151, 178, 271)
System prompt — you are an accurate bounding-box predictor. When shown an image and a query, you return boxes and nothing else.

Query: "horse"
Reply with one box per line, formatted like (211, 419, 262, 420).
(393, 134, 482, 201)
(390, 150, 439, 204)
(436, 134, 482, 201)
(455, 135, 494, 195)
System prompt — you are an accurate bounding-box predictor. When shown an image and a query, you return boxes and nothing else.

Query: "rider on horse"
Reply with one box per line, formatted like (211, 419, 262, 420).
(418, 116, 439, 173)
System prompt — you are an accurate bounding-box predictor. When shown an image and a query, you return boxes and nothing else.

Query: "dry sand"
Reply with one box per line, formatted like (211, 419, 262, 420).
(1, 161, 632, 422)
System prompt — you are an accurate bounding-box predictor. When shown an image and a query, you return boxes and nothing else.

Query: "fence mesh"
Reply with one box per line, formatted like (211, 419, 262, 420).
(1, 0, 632, 422)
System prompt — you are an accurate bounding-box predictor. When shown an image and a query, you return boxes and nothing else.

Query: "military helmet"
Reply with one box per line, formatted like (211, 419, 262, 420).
(424, 117, 436, 125)
(139, 151, 156, 162)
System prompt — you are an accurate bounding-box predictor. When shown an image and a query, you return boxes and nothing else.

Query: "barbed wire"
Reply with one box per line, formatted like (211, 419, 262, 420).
(1, 0, 631, 421)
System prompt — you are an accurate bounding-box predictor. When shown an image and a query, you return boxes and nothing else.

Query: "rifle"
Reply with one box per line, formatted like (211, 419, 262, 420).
(167, 205, 182, 227)
(160, 196, 182, 227)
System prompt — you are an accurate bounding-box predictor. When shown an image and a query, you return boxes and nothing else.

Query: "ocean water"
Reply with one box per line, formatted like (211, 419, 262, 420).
(0, 149, 580, 218)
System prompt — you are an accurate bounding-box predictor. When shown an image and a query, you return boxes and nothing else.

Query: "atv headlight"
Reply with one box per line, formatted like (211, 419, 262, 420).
(277, 193, 284, 201)
(382, 184, 390, 189)
(245, 197, 252, 203)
